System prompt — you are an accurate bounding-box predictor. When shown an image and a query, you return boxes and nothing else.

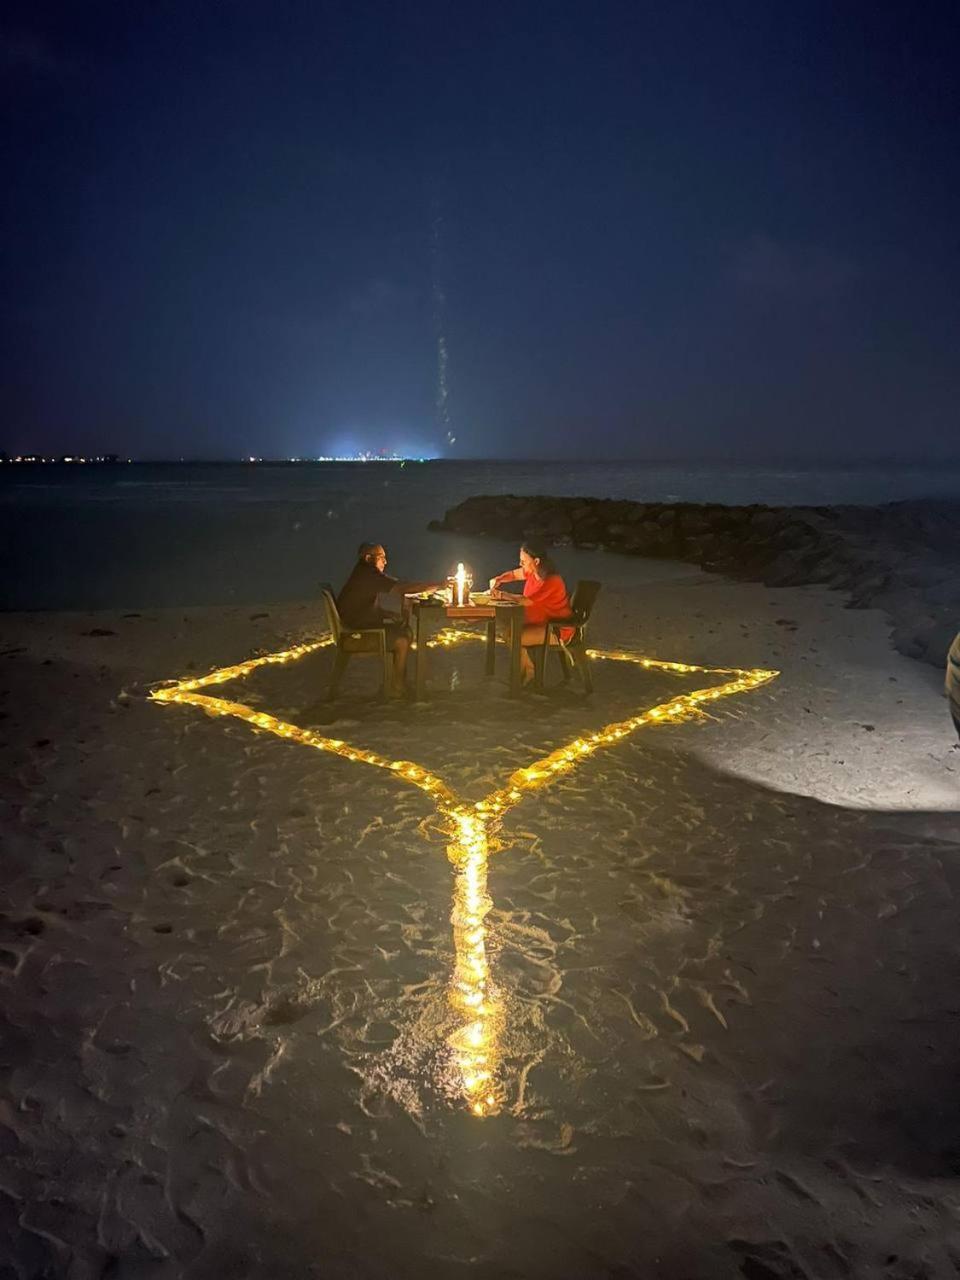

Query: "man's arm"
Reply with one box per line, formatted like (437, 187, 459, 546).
(391, 577, 446, 595)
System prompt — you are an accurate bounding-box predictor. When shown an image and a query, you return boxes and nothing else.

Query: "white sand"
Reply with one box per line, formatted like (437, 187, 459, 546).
(599, 570, 958, 813)
(1, 557, 959, 1277)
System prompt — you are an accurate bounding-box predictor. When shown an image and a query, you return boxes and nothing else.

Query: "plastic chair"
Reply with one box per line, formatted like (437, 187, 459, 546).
(531, 580, 601, 693)
(320, 584, 393, 700)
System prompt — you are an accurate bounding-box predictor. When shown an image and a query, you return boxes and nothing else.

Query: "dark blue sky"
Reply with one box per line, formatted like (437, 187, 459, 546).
(3, 1, 958, 460)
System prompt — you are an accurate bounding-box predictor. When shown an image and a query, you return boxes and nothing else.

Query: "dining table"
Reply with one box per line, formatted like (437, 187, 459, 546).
(407, 591, 527, 701)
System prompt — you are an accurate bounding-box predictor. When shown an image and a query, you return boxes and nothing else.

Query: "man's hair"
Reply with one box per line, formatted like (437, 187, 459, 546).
(357, 541, 383, 562)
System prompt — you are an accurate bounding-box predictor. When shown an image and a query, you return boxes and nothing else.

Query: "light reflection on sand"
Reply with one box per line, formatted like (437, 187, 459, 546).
(151, 633, 778, 1114)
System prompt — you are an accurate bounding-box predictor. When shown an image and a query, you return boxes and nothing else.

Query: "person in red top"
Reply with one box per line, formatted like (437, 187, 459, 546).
(489, 540, 574, 686)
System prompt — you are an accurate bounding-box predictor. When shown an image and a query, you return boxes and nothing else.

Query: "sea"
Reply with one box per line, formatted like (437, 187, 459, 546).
(3, 459, 960, 611)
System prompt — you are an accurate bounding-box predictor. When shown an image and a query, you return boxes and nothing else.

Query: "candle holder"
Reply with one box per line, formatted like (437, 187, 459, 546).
(448, 563, 474, 608)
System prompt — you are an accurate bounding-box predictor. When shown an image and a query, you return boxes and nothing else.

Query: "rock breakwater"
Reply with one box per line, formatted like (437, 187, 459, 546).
(429, 495, 960, 669)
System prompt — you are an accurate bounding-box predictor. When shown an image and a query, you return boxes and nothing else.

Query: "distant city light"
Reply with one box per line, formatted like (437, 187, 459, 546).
(244, 451, 435, 463)
(311, 452, 433, 463)
(3, 454, 130, 464)
(1, 451, 437, 465)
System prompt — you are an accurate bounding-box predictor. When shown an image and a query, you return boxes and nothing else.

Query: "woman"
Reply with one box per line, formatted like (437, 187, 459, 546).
(489, 540, 574, 686)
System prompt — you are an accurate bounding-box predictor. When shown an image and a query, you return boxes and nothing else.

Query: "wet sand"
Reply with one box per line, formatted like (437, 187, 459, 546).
(1, 562, 959, 1278)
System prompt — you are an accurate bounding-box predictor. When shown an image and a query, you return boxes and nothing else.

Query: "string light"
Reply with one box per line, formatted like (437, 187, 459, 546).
(151, 632, 779, 1116)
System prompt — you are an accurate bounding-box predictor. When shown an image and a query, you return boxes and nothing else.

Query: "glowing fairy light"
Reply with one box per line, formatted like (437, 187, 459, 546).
(446, 809, 501, 1116)
(154, 637, 334, 695)
(150, 633, 779, 1116)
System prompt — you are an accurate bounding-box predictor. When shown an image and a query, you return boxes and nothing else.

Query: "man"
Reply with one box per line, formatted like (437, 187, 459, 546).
(947, 629, 960, 744)
(336, 543, 439, 692)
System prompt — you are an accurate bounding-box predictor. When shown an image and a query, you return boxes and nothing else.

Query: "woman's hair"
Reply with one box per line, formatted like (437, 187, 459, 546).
(521, 538, 558, 577)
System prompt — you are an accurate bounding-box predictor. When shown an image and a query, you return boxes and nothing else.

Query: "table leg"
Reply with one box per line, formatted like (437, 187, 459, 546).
(509, 609, 523, 698)
(414, 607, 428, 701)
(485, 618, 496, 677)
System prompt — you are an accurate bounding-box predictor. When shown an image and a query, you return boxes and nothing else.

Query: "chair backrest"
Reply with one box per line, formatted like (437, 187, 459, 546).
(319, 583, 343, 643)
(569, 579, 601, 626)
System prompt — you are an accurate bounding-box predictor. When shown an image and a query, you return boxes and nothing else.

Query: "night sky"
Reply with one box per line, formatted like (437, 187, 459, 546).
(3, 1, 958, 461)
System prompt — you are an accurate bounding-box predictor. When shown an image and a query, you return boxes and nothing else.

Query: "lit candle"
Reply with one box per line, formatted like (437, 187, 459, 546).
(455, 562, 466, 607)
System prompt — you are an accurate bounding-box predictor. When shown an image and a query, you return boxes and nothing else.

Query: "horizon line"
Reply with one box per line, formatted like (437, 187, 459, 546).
(6, 455, 960, 470)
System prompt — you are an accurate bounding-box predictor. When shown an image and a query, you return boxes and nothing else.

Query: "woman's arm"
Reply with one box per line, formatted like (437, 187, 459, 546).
(488, 567, 524, 590)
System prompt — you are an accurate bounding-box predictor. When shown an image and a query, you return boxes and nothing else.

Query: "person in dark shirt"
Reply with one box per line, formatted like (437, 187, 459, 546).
(336, 543, 440, 692)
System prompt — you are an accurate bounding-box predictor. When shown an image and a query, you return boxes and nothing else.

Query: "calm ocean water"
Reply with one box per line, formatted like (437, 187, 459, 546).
(3, 460, 960, 610)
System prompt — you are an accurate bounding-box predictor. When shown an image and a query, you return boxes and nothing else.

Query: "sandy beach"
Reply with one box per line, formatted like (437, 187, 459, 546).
(2, 549, 959, 1277)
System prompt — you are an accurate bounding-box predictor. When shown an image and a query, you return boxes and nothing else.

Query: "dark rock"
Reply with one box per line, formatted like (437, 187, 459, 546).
(527, 510, 573, 538)
(573, 517, 605, 544)
(428, 493, 960, 669)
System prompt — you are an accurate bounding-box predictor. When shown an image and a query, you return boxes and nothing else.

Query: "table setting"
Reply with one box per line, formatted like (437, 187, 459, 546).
(406, 562, 526, 700)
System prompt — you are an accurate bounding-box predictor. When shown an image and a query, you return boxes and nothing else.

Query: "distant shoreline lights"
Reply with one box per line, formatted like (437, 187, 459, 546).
(0, 454, 436, 465)
(247, 453, 436, 463)
(2, 455, 132, 464)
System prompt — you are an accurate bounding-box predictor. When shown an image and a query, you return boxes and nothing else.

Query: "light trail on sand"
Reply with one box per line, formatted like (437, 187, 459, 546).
(151, 632, 778, 1116)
